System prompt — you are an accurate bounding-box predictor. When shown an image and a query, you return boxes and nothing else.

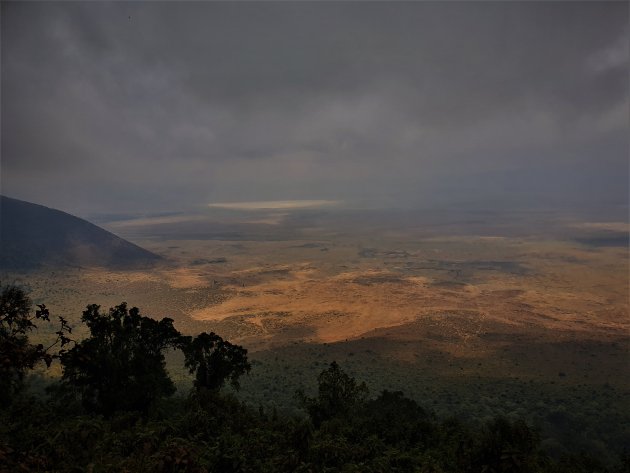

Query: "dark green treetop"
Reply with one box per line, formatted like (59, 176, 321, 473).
(182, 331, 251, 393)
(60, 303, 183, 416)
(0, 284, 71, 404)
(297, 360, 368, 427)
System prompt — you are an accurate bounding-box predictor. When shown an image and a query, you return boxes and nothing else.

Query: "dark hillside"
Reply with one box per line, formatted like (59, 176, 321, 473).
(0, 195, 161, 270)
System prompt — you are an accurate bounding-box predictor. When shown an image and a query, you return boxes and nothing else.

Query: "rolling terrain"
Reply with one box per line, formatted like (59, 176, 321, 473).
(4, 205, 629, 460)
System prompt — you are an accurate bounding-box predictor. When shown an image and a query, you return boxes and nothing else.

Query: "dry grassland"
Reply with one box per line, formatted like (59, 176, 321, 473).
(6, 213, 628, 387)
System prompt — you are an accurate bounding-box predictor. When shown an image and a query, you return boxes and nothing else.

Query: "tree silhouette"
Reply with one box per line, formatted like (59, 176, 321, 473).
(0, 284, 71, 403)
(182, 331, 251, 393)
(297, 361, 368, 427)
(60, 303, 182, 416)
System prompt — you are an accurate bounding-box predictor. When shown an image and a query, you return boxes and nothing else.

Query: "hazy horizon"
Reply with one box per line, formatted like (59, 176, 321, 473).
(2, 1, 628, 216)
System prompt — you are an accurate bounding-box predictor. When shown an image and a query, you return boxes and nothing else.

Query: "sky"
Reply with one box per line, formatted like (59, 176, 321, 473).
(1, 1, 628, 217)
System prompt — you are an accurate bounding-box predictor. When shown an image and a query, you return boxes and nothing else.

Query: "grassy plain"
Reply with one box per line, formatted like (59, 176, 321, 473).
(4, 206, 629, 460)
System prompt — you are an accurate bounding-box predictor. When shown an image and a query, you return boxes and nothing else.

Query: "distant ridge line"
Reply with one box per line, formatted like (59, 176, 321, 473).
(0, 195, 161, 271)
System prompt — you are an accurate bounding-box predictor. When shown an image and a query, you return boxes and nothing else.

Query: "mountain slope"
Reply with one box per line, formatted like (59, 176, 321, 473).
(0, 195, 161, 270)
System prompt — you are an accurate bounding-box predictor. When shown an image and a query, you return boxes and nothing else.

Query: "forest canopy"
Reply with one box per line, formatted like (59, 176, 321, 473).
(0, 284, 627, 473)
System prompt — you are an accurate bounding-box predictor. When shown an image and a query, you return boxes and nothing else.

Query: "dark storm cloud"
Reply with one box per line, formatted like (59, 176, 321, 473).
(1, 1, 627, 215)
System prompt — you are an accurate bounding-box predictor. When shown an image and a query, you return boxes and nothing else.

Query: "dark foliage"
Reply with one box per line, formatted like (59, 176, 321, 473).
(182, 331, 251, 392)
(0, 285, 72, 403)
(358, 390, 435, 448)
(60, 303, 183, 416)
(470, 416, 544, 473)
(1, 296, 627, 472)
(297, 360, 368, 427)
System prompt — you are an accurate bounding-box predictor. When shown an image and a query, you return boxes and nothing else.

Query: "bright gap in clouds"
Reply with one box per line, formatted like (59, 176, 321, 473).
(207, 200, 341, 210)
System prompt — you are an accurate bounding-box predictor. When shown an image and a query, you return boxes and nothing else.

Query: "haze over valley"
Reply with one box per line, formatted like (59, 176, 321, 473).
(5, 201, 627, 434)
(1, 1, 628, 470)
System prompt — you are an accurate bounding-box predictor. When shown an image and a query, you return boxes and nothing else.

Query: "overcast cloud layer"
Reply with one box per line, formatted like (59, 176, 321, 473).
(1, 2, 628, 216)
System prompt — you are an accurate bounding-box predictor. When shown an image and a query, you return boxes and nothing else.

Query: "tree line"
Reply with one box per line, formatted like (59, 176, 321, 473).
(1, 284, 628, 472)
